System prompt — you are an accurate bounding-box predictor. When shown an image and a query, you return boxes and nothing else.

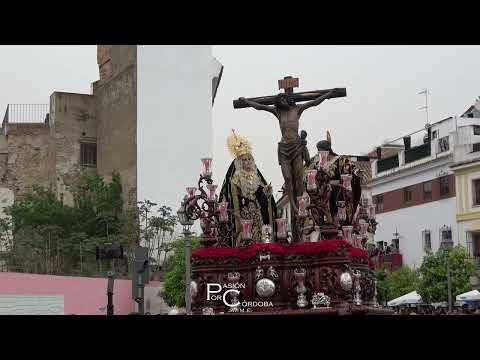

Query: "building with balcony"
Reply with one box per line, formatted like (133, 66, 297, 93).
(450, 98, 480, 288)
(369, 98, 480, 279)
(0, 46, 137, 217)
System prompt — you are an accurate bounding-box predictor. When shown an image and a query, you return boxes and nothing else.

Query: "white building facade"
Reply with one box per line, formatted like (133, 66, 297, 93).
(370, 102, 480, 270)
(136, 46, 222, 213)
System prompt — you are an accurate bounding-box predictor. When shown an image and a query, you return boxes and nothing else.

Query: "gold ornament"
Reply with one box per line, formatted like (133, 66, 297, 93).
(227, 129, 252, 159)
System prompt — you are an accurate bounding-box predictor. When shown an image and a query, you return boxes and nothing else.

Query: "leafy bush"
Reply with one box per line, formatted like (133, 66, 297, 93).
(417, 245, 475, 304)
(376, 266, 419, 305)
(160, 236, 201, 307)
(2, 172, 134, 277)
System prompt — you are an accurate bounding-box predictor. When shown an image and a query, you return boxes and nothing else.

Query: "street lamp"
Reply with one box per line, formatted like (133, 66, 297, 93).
(177, 196, 194, 315)
(95, 244, 124, 316)
(440, 225, 453, 313)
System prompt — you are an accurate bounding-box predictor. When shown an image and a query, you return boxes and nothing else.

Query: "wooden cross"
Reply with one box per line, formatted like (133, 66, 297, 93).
(278, 76, 299, 94)
(233, 76, 346, 109)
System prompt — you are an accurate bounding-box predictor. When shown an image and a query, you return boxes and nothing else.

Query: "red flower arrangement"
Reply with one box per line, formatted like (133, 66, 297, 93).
(192, 239, 369, 261)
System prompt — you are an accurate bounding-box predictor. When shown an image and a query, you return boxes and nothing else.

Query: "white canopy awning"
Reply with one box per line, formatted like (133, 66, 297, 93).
(387, 291, 422, 307)
(456, 290, 480, 302)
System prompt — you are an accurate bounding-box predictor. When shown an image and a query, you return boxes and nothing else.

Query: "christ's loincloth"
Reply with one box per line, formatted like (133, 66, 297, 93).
(278, 138, 305, 166)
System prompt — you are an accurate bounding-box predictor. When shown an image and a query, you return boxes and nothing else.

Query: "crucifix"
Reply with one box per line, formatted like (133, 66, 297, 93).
(233, 76, 346, 242)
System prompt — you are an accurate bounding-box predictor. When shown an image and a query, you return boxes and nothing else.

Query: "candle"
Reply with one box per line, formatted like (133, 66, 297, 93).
(241, 219, 253, 240)
(342, 225, 353, 244)
(306, 169, 318, 191)
(355, 235, 363, 248)
(318, 150, 329, 170)
(200, 214, 209, 231)
(201, 158, 213, 178)
(276, 218, 287, 240)
(186, 187, 197, 199)
(337, 201, 346, 222)
(304, 192, 311, 208)
(297, 195, 308, 217)
(218, 201, 228, 222)
(310, 226, 321, 242)
(206, 184, 217, 202)
(368, 205, 376, 220)
(359, 219, 369, 236)
(262, 225, 272, 243)
(341, 174, 352, 191)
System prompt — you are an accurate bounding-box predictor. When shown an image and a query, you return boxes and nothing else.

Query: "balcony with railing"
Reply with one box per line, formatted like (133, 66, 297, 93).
(376, 154, 399, 173)
(372, 123, 457, 179)
(370, 252, 403, 271)
(405, 142, 431, 164)
(2, 104, 50, 134)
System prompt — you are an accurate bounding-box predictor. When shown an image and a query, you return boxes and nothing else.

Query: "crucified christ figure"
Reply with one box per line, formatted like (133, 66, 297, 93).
(239, 89, 336, 215)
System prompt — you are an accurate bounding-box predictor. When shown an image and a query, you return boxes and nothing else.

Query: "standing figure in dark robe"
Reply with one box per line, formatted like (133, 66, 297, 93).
(219, 130, 277, 247)
(314, 131, 362, 224)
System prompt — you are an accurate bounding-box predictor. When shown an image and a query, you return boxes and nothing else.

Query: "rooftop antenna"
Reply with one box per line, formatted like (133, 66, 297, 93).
(418, 88, 429, 126)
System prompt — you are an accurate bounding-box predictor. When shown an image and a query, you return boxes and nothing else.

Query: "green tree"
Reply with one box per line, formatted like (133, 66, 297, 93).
(417, 245, 475, 304)
(137, 201, 178, 273)
(2, 172, 134, 277)
(375, 266, 389, 305)
(376, 266, 419, 304)
(160, 236, 201, 307)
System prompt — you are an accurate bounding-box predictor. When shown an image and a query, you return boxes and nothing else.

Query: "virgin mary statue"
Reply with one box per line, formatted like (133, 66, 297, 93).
(219, 130, 277, 247)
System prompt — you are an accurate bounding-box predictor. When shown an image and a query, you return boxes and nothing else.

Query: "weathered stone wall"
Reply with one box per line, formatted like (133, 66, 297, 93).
(0, 46, 137, 215)
(96, 60, 137, 210)
(50, 92, 97, 206)
(0, 138, 14, 225)
(2, 124, 52, 198)
(97, 45, 136, 84)
(0, 134, 8, 184)
(97, 45, 113, 82)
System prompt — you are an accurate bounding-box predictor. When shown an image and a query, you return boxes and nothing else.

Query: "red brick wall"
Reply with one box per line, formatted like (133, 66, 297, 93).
(374, 174, 455, 214)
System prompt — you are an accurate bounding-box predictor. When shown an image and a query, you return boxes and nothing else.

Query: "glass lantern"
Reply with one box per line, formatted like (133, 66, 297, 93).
(276, 218, 287, 240)
(186, 187, 197, 199)
(241, 219, 253, 240)
(318, 150, 329, 170)
(218, 201, 228, 222)
(359, 219, 369, 236)
(306, 169, 318, 191)
(298, 195, 308, 217)
(341, 174, 352, 191)
(201, 158, 213, 178)
(206, 184, 217, 202)
(342, 225, 354, 244)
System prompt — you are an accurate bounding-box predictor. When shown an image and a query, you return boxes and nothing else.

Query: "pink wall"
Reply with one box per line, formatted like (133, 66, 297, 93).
(0, 272, 136, 315)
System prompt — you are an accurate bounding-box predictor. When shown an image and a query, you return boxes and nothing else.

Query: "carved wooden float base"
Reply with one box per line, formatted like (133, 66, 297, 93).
(191, 240, 379, 315)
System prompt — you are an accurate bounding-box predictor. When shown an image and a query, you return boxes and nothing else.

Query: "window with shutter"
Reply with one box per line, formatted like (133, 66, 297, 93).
(80, 142, 97, 167)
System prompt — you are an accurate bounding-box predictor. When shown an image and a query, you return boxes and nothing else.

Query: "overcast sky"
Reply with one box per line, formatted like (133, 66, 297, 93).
(212, 45, 480, 198)
(0, 46, 97, 108)
(1, 45, 479, 201)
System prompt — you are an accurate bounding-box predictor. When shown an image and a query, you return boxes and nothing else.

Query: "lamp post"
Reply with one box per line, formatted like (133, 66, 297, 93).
(441, 232, 453, 313)
(447, 253, 452, 313)
(177, 197, 194, 315)
(107, 271, 115, 316)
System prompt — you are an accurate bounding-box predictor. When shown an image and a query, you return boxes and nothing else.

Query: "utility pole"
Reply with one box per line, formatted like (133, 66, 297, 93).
(419, 89, 429, 126)
(132, 246, 149, 315)
(177, 197, 194, 315)
(184, 228, 192, 315)
(107, 271, 115, 316)
(446, 254, 452, 313)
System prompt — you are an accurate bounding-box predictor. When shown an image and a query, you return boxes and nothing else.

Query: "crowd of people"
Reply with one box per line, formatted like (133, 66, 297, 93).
(367, 241, 399, 258)
(391, 305, 480, 315)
